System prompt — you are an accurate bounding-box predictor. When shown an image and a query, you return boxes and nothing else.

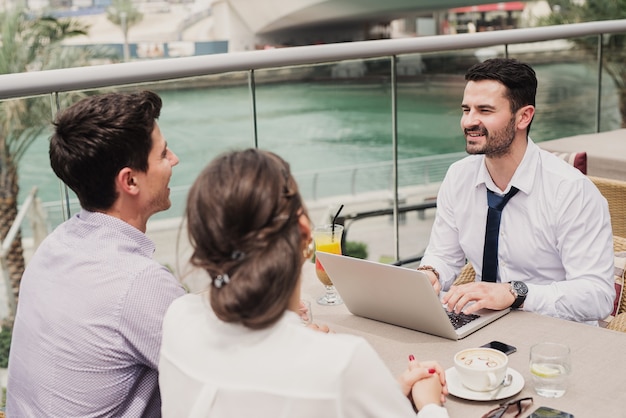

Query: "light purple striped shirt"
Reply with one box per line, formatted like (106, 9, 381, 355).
(7, 210, 186, 417)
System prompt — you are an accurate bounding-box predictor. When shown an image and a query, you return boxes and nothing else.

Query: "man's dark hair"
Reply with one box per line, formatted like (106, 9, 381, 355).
(465, 58, 537, 133)
(49, 90, 162, 211)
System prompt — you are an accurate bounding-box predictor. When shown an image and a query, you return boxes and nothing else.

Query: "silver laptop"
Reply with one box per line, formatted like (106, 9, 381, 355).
(315, 252, 510, 340)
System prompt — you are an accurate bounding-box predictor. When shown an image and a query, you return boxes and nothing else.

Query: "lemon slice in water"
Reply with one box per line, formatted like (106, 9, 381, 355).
(530, 363, 563, 378)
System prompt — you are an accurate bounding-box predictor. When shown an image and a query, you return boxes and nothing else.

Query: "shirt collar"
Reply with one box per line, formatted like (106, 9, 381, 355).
(474, 137, 539, 196)
(77, 209, 156, 256)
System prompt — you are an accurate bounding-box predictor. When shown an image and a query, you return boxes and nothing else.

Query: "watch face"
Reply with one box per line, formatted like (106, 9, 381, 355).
(512, 281, 528, 297)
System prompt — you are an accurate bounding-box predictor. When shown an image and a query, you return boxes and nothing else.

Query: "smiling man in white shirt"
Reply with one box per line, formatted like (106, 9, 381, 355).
(419, 58, 614, 325)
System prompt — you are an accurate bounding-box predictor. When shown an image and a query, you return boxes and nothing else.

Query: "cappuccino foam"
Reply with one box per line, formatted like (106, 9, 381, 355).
(456, 350, 504, 370)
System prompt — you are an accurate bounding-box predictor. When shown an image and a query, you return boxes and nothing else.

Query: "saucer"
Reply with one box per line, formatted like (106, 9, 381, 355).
(445, 367, 524, 401)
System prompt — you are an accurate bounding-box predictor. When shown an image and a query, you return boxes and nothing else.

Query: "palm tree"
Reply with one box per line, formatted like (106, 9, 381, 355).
(541, 0, 626, 128)
(106, 0, 143, 62)
(0, 7, 99, 318)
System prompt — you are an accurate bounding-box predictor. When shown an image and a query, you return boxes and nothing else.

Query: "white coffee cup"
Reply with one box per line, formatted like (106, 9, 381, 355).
(454, 347, 508, 392)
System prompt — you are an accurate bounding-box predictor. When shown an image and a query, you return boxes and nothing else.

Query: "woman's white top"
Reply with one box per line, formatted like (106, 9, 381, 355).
(159, 293, 449, 418)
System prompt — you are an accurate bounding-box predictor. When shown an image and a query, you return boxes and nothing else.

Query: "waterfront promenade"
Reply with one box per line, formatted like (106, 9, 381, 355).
(17, 127, 626, 299)
(147, 127, 626, 293)
(14, 183, 439, 305)
(62, 1, 216, 45)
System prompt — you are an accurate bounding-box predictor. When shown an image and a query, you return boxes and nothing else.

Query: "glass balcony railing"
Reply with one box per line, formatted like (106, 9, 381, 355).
(2, 19, 626, 261)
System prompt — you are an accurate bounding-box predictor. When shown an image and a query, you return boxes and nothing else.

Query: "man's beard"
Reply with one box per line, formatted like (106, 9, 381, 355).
(465, 116, 516, 157)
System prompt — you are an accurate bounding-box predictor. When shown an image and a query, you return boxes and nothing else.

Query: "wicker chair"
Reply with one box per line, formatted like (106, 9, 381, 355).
(590, 176, 626, 332)
(608, 313, 626, 331)
(613, 234, 626, 253)
(589, 176, 626, 238)
(453, 262, 476, 286)
(608, 235, 626, 332)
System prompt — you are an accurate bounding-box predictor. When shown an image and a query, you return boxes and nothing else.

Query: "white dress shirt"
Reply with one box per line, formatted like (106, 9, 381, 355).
(159, 293, 449, 418)
(421, 139, 614, 324)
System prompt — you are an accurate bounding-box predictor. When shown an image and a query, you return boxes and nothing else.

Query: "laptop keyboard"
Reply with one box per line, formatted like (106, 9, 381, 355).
(446, 310, 480, 330)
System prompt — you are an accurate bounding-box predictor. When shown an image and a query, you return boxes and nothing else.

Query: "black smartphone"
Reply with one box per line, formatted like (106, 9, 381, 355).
(480, 340, 517, 355)
(529, 406, 574, 417)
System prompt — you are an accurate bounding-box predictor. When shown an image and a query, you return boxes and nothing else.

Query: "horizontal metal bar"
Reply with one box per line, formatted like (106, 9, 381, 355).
(336, 201, 437, 260)
(1, 19, 625, 100)
(336, 201, 437, 225)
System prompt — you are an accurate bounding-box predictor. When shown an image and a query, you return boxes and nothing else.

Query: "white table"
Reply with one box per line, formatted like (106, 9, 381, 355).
(301, 261, 626, 417)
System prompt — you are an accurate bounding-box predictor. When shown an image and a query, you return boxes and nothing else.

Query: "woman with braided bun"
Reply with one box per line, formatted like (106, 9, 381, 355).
(158, 148, 449, 417)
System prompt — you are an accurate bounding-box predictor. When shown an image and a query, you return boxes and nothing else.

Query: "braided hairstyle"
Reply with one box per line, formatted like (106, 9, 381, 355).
(186, 149, 308, 329)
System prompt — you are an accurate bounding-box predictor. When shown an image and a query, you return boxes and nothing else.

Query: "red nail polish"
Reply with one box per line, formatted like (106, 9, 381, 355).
(408, 354, 415, 361)
(428, 368, 436, 374)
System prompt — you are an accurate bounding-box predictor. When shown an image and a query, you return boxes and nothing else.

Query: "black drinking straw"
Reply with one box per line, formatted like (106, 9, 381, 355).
(331, 204, 344, 241)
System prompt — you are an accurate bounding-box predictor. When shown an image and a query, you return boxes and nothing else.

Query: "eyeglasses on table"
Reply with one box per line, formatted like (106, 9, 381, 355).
(482, 397, 534, 418)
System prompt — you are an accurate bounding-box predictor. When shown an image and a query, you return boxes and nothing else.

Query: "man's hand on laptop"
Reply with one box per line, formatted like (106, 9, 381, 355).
(441, 282, 515, 315)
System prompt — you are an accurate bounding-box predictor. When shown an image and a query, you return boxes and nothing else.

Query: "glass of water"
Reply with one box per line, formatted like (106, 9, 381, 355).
(529, 342, 571, 398)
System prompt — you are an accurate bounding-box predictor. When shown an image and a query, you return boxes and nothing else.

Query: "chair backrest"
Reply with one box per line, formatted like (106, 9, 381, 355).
(453, 262, 476, 286)
(550, 150, 587, 174)
(613, 235, 626, 252)
(613, 235, 626, 317)
(589, 176, 626, 238)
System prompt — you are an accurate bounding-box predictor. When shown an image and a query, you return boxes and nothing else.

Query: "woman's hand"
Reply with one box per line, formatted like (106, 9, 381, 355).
(398, 355, 447, 410)
(306, 323, 332, 333)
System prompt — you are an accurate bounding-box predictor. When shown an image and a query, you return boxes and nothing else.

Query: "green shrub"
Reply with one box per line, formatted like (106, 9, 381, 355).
(344, 241, 368, 259)
(310, 240, 369, 262)
(0, 325, 11, 368)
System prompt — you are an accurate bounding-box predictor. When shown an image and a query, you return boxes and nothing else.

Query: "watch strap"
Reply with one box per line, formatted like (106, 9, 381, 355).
(417, 265, 439, 281)
(510, 295, 525, 309)
(509, 281, 527, 309)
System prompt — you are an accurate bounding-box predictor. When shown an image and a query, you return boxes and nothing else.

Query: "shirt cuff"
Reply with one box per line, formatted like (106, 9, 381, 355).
(417, 403, 449, 418)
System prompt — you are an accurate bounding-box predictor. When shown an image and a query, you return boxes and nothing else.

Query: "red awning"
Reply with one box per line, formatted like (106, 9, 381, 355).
(450, 2, 526, 13)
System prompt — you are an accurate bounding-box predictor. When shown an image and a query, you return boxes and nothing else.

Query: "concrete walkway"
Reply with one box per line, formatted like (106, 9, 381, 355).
(14, 183, 438, 313)
(146, 184, 439, 292)
(539, 129, 626, 180)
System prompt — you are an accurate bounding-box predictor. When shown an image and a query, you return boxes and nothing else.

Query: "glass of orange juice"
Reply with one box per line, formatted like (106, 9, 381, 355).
(313, 224, 344, 305)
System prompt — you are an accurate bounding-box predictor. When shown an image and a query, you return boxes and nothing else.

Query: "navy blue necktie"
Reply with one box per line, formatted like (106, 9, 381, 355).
(482, 187, 519, 282)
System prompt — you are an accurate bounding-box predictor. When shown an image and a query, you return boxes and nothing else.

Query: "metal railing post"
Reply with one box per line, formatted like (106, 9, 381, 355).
(248, 69, 259, 148)
(596, 34, 604, 133)
(50, 92, 72, 222)
(390, 55, 399, 261)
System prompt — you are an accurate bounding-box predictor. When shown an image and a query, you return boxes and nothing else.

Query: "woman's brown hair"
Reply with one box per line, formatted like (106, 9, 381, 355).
(186, 149, 307, 329)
